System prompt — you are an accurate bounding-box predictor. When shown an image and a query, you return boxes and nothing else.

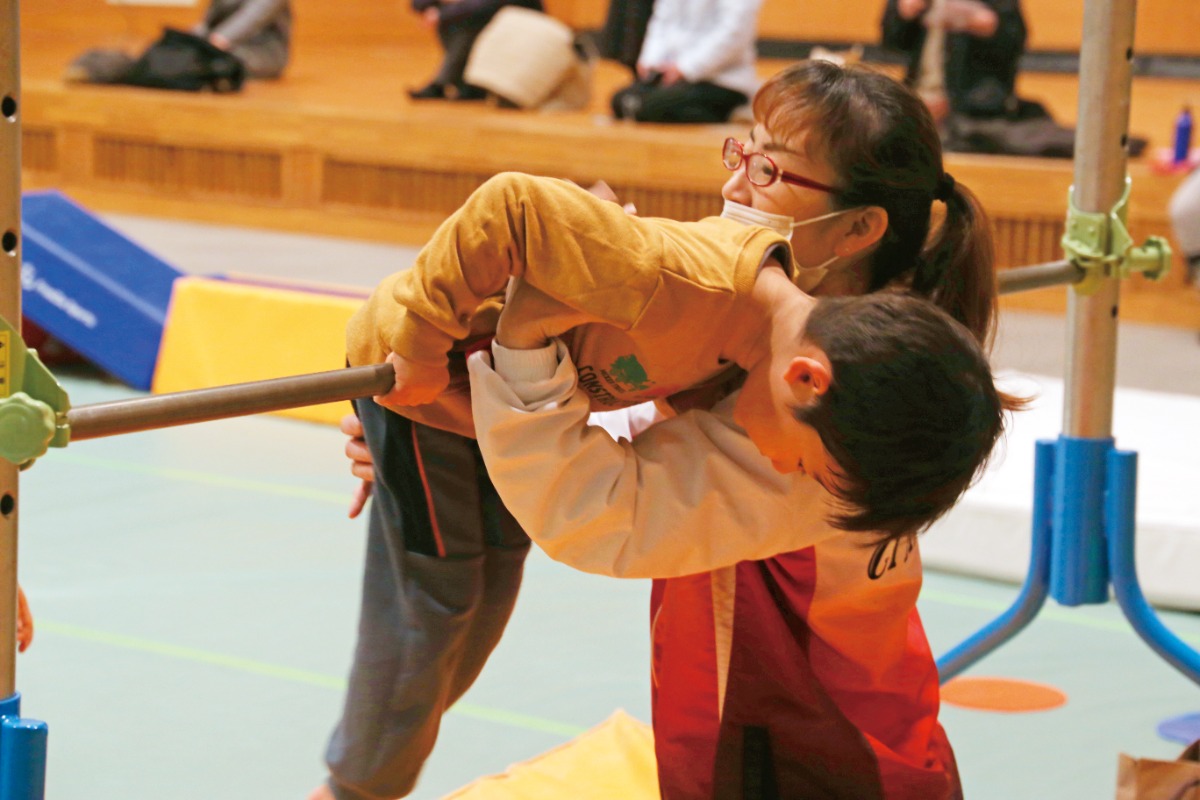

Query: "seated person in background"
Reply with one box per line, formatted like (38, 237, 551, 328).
(882, 0, 1089, 157)
(610, 0, 761, 123)
(407, 0, 543, 101)
(65, 0, 291, 85)
(881, 0, 1020, 123)
(467, 277, 1012, 798)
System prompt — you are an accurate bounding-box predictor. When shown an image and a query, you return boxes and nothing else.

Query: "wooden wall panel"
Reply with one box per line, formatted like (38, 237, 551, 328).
(993, 216, 1066, 271)
(91, 136, 283, 200)
(322, 160, 489, 216)
(21, 128, 58, 174)
(318, 162, 729, 224)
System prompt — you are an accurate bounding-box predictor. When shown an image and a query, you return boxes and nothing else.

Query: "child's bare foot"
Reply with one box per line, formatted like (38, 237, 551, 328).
(306, 783, 335, 800)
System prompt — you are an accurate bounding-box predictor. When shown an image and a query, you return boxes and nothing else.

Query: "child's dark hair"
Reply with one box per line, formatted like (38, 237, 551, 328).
(754, 60, 998, 350)
(796, 293, 1014, 542)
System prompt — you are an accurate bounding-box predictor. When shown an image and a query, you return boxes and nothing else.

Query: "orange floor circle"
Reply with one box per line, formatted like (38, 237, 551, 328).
(940, 676, 1068, 713)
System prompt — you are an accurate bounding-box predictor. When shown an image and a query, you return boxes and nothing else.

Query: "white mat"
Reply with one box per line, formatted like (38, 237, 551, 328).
(921, 372, 1200, 611)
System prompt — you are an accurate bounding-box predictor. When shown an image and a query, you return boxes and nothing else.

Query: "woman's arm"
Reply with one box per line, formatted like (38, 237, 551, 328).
(469, 342, 839, 579)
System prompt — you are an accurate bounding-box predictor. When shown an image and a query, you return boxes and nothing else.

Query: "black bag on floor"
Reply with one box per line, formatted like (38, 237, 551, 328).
(943, 100, 1076, 158)
(942, 98, 1149, 160)
(121, 27, 245, 93)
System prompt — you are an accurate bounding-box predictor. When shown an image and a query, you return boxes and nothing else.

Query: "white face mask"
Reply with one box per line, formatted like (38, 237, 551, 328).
(720, 199, 856, 292)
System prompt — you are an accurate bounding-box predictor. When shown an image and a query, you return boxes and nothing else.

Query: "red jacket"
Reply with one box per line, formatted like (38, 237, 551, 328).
(650, 546, 961, 800)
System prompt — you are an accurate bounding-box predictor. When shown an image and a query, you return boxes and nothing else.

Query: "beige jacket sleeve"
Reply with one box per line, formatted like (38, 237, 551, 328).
(469, 343, 841, 579)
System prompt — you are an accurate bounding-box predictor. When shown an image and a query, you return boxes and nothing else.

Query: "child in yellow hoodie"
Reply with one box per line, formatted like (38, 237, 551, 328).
(325, 173, 798, 800)
(317, 59, 1002, 800)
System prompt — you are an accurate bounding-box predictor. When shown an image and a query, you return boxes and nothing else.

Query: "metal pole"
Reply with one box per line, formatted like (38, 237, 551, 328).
(1064, 0, 1137, 437)
(998, 260, 1083, 295)
(67, 363, 395, 441)
(937, 440, 1054, 681)
(1108, 450, 1200, 683)
(0, 0, 22, 698)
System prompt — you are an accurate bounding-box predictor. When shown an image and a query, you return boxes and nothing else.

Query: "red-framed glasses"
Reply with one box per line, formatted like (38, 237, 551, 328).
(721, 138, 838, 194)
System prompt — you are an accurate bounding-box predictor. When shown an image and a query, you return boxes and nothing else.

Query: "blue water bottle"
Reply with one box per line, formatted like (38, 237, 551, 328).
(1173, 105, 1193, 165)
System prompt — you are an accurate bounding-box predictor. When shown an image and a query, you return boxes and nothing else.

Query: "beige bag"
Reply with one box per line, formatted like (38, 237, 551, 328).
(464, 6, 593, 111)
(1116, 740, 1200, 800)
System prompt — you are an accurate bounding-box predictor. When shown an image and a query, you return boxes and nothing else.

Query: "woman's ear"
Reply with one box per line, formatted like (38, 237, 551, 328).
(783, 356, 832, 401)
(836, 206, 889, 258)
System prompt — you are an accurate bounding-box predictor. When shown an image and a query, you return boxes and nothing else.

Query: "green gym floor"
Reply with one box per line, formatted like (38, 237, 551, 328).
(11, 216, 1200, 799)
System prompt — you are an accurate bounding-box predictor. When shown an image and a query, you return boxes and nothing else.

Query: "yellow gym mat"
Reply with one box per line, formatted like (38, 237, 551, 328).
(442, 710, 658, 799)
(154, 276, 367, 425)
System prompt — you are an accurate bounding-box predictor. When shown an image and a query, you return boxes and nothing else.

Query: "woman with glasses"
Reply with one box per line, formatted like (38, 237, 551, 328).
(470, 60, 996, 799)
(314, 60, 994, 800)
(470, 284, 1002, 800)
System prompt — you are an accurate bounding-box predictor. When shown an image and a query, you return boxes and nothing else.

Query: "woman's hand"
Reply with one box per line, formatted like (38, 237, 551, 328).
(342, 413, 374, 482)
(340, 413, 375, 519)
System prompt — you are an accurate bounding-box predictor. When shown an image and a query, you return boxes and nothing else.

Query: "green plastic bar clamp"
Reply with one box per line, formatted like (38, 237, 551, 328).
(1061, 176, 1172, 295)
(0, 316, 70, 468)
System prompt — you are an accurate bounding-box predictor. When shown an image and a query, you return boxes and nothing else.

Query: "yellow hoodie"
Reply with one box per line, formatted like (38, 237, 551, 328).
(346, 172, 791, 437)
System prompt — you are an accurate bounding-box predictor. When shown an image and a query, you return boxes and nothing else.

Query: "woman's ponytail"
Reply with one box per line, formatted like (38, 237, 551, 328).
(919, 180, 997, 351)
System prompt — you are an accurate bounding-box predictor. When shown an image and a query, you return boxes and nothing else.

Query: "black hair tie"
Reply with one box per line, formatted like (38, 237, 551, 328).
(935, 172, 956, 202)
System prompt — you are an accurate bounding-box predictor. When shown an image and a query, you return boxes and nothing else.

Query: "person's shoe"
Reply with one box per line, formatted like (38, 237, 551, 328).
(451, 82, 487, 101)
(408, 82, 446, 100)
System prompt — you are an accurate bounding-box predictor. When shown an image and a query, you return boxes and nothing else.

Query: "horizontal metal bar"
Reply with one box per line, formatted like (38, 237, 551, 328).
(66, 363, 395, 441)
(59, 260, 1079, 444)
(999, 260, 1084, 295)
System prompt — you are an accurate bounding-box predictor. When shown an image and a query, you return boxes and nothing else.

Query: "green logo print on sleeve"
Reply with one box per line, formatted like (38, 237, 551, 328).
(609, 354, 652, 391)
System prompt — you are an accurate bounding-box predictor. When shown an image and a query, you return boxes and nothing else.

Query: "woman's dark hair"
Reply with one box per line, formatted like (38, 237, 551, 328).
(754, 60, 998, 350)
(796, 293, 1009, 543)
